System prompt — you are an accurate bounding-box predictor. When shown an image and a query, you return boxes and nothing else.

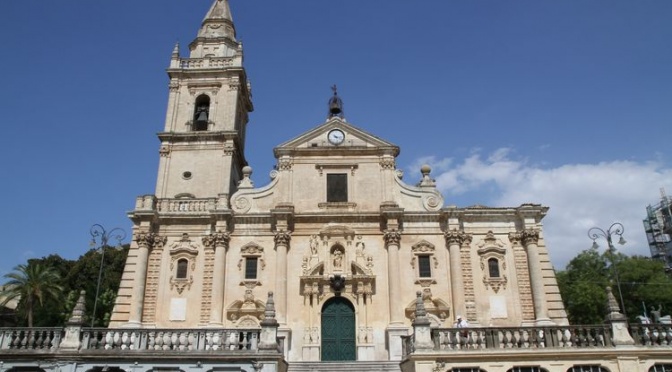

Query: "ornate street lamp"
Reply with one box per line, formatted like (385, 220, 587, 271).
(587, 222, 627, 317)
(89, 224, 127, 327)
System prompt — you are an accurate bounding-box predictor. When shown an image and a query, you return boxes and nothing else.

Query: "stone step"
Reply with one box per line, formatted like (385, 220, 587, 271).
(287, 361, 401, 372)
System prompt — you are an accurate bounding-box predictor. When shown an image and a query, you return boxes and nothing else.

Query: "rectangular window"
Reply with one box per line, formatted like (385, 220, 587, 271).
(327, 173, 348, 202)
(245, 257, 258, 279)
(418, 255, 432, 278)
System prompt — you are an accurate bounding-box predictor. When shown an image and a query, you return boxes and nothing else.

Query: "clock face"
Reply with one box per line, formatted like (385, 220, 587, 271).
(328, 129, 345, 145)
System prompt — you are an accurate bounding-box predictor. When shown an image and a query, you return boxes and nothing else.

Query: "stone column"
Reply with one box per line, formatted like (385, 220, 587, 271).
(203, 231, 231, 326)
(384, 229, 404, 325)
(521, 229, 551, 324)
(444, 229, 467, 319)
(127, 232, 159, 326)
(274, 231, 291, 325)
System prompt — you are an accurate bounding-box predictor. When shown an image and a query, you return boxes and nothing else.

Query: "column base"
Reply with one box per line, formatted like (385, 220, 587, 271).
(534, 318, 556, 326)
(302, 345, 320, 361)
(278, 327, 292, 358)
(386, 325, 410, 361)
(122, 321, 143, 328)
(357, 345, 375, 361)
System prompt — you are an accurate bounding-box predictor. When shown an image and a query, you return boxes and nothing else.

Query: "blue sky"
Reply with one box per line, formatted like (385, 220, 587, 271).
(0, 0, 670, 277)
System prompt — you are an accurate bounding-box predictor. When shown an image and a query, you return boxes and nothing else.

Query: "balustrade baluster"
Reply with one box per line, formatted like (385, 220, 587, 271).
(163, 331, 172, 350)
(22, 330, 32, 349)
(147, 331, 156, 350)
(34, 330, 44, 349)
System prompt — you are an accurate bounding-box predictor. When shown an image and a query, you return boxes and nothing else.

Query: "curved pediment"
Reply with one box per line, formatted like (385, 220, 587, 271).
(319, 224, 356, 239)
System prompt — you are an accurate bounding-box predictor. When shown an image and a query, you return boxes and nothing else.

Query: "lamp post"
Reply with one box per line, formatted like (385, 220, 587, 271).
(89, 224, 126, 328)
(587, 222, 627, 317)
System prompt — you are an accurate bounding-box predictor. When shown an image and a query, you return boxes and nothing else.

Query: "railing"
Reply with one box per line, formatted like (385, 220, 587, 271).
(0, 328, 63, 350)
(629, 324, 672, 346)
(157, 198, 216, 213)
(403, 325, 614, 355)
(0, 328, 263, 353)
(179, 57, 235, 69)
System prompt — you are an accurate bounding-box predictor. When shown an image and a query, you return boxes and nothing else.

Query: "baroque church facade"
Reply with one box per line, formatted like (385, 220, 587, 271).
(109, 0, 567, 362)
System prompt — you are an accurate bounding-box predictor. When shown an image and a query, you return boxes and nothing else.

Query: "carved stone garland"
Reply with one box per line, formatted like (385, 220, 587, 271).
(410, 240, 439, 287)
(237, 242, 266, 283)
(168, 233, 199, 295)
(300, 227, 375, 303)
(476, 231, 508, 293)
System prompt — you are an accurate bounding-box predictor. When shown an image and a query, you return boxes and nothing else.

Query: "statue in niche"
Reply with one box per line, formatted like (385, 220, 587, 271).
(356, 241, 365, 255)
(333, 249, 344, 269)
(310, 235, 319, 256)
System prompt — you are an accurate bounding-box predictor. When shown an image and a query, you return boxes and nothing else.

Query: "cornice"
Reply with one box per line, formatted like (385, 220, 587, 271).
(274, 145, 399, 159)
(157, 130, 240, 143)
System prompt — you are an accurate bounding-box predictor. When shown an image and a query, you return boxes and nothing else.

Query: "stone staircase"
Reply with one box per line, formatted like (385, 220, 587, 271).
(287, 361, 401, 372)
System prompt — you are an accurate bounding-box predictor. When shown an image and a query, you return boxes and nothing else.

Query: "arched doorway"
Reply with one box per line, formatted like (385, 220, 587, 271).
(321, 297, 356, 361)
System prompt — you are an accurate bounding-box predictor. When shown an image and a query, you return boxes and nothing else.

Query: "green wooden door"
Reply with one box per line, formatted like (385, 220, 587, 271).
(321, 297, 356, 361)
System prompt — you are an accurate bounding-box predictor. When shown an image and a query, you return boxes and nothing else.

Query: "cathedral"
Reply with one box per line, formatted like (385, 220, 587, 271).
(3, 1, 672, 372)
(108, 0, 566, 363)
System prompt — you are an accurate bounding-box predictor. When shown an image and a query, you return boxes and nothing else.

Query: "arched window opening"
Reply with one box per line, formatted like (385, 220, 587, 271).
(488, 258, 500, 278)
(450, 368, 487, 372)
(567, 366, 609, 372)
(650, 364, 672, 372)
(507, 367, 548, 372)
(176, 258, 189, 279)
(193, 95, 210, 131)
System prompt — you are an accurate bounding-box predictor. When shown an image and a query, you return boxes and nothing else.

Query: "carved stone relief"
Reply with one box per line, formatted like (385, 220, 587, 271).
(476, 231, 508, 293)
(169, 233, 200, 295)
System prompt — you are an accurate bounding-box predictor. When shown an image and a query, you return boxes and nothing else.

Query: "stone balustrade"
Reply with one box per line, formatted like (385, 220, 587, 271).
(179, 57, 235, 69)
(157, 198, 217, 213)
(403, 324, 672, 356)
(0, 327, 270, 353)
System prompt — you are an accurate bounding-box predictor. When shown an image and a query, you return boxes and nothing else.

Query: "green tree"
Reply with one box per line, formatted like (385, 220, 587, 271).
(556, 248, 610, 324)
(617, 256, 672, 320)
(557, 249, 672, 324)
(61, 245, 129, 327)
(0, 263, 64, 327)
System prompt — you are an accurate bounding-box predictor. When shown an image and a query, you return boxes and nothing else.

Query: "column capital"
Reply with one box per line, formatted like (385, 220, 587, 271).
(521, 229, 540, 246)
(202, 230, 231, 249)
(508, 231, 522, 246)
(274, 230, 292, 246)
(383, 229, 401, 247)
(444, 229, 471, 246)
(134, 232, 166, 250)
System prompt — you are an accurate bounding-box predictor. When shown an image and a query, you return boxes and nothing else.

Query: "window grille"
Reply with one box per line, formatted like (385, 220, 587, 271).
(650, 364, 672, 372)
(567, 366, 608, 372)
(507, 367, 548, 372)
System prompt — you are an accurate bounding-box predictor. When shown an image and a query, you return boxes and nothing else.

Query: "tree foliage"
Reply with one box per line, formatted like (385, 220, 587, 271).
(1, 263, 64, 327)
(557, 248, 672, 324)
(1, 245, 128, 327)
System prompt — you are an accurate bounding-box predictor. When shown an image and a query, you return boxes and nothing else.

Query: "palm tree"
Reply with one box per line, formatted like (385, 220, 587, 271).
(1, 263, 63, 327)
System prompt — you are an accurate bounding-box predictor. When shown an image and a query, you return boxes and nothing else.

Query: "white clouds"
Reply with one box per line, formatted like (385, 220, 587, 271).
(412, 150, 672, 270)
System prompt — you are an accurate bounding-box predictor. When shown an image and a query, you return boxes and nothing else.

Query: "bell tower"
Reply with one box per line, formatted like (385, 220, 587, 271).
(156, 0, 253, 199)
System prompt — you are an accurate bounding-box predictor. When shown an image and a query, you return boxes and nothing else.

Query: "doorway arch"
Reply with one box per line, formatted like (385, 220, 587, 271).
(321, 296, 356, 361)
